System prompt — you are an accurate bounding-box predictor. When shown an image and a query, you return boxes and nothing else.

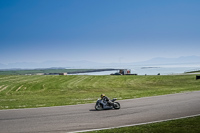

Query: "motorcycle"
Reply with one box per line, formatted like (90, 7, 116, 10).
(95, 98, 120, 110)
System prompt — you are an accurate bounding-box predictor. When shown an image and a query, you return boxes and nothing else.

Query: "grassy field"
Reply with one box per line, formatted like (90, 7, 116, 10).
(0, 69, 116, 75)
(86, 115, 200, 133)
(0, 74, 200, 109)
(185, 69, 200, 73)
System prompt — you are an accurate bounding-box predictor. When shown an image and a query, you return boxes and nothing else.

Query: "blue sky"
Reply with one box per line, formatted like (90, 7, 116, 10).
(1, 0, 200, 64)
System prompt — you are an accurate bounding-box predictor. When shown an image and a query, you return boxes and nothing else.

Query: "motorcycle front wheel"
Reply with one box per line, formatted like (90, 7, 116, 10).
(113, 102, 120, 109)
(95, 104, 103, 110)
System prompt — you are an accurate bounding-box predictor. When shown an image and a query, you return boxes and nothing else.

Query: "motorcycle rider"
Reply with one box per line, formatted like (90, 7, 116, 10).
(101, 94, 113, 106)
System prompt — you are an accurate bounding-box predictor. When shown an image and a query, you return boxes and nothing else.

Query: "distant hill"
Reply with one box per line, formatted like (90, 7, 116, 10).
(0, 56, 200, 69)
(134, 56, 200, 65)
(0, 60, 106, 69)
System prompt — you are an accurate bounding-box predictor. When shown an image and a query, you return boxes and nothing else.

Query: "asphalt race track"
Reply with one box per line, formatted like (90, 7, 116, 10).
(0, 91, 200, 133)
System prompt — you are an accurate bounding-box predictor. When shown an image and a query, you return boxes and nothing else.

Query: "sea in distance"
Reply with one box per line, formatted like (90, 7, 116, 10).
(71, 62, 200, 75)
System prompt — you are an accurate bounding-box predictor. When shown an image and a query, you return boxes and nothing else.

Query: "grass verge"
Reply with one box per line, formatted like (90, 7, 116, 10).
(86, 115, 200, 133)
(0, 75, 199, 109)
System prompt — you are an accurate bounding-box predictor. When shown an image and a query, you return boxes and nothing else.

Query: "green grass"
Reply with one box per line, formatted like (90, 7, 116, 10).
(185, 70, 200, 73)
(0, 69, 117, 75)
(86, 116, 200, 133)
(0, 75, 200, 109)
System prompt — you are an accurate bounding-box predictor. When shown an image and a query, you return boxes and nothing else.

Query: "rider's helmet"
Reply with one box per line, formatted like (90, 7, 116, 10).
(101, 94, 105, 98)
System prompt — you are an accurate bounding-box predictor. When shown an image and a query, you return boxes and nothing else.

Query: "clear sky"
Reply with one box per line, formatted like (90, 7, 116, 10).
(1, 0, 200, 64)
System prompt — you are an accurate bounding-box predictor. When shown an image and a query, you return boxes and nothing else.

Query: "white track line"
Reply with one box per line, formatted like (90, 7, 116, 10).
(71, 114, 200, 133)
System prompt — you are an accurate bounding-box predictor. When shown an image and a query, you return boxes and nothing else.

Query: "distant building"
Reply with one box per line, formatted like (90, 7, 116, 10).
(59, 73, 67, 75)
(111, 69, 133, 75)
(119, 69, 131, 75)
(36, 73, 45, 75)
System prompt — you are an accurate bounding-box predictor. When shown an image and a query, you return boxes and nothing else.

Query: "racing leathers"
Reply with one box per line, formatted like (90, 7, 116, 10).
(102, 96, 113, 106)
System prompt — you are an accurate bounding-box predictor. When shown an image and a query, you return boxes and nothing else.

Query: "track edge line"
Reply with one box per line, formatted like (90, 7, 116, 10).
(70, 114, 200, 133)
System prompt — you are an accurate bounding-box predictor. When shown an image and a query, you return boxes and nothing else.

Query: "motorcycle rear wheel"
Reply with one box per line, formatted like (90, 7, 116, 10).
(113, 102, 120, 109)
